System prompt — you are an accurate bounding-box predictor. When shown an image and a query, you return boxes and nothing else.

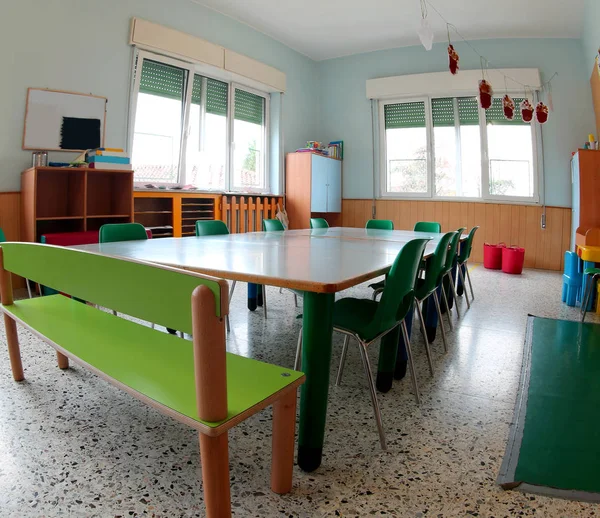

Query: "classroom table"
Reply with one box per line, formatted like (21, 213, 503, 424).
(74, 227, 458, 472)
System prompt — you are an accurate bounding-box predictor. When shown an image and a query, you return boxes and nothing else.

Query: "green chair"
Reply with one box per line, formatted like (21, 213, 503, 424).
(414, 221, 441, 233)
(196, 220, 235, 332)
(366, 219, 394, 231)
(310, 218, 329, 229)
(295, 238, 430, 449)
(414, 232, 456, 365)
(263, 219, 285, 232)
(456, 226, 480, 306)
(99, 222, 148, 243)
(581, 268, 600, 322)
(440, 228, 466, 329)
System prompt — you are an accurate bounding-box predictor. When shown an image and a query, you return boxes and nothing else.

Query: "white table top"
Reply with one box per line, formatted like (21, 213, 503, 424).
(73, 228, 458, 294)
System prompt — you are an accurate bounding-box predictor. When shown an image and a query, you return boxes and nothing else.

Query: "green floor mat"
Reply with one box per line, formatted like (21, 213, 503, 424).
(498, 316, 600, 501)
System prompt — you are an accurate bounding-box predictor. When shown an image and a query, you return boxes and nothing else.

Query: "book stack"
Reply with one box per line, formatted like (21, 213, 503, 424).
(327, 141, 343, 160)
(86, 148, 131, 170)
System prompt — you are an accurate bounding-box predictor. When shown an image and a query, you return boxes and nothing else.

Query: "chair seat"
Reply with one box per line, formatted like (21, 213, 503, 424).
(333, 297, 381, 342)
(2, 295, 303, 435)
(584, 267, 600, 276)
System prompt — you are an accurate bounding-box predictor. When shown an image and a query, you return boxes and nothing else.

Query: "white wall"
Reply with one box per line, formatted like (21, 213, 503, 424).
(582, 0, 600, 73)
(318, 38, 594, 207)
(0, 0, 320, 194)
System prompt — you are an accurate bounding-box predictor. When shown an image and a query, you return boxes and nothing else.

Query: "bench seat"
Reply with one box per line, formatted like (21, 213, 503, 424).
(2, 294, 304, 436)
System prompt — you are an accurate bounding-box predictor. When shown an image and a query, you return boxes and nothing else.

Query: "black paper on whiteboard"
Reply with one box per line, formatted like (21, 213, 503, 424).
(60, 117, 101, 150)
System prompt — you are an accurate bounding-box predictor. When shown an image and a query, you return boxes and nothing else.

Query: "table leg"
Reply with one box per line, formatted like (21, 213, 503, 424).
(376, 326, 400, 392)
(248, 283, 258, 311)
(298, 291, 334, 473)
(257, 284, 264, 307)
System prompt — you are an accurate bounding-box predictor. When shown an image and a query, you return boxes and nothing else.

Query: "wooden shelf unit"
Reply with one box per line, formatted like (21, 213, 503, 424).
(21, 167, 133, 242)
(134, 191, 221, 238)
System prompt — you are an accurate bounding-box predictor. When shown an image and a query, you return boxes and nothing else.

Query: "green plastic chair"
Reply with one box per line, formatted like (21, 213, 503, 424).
(414, 232, 456, 366)
(196, 220, 235, 332)
(582, 267, 600, 322)
(99, 223, 148, 243)
(310, 218, 329, 229)
(263, 219, 285, 232)
(439, 228, 466, 330)
(295, 238, 430, 449)
(414, 221, 441, 233)
(366, 219, 394, 230)
(456, 226, 480, 305)
(0, 228, 6, 243)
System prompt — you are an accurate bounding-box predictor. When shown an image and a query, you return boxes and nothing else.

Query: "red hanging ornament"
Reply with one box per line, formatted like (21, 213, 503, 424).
(478, 80, 493, 110)
(448, 45, 459, 75)
(520, 99, 534, 123)
(535, 102, 549, 124)
(502, 95, 515, 120)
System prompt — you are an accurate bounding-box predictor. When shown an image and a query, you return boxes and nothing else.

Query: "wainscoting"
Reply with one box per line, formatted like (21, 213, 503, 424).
(341, 199, 571, 271)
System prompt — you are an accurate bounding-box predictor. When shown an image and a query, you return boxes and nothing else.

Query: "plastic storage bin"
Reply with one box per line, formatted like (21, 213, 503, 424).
(502, 246, 525, 274)
(483, 243, 505, 269)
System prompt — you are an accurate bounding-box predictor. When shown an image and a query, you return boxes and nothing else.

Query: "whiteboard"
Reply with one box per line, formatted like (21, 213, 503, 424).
(23, 88, 107, 151)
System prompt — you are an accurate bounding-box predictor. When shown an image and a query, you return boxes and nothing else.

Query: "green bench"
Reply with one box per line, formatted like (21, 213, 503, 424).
(0, 242, 305, 517)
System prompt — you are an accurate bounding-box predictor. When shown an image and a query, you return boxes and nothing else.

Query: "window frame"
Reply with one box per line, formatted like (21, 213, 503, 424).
(128, 49, 271, 193)
(378, 93, 541, 204)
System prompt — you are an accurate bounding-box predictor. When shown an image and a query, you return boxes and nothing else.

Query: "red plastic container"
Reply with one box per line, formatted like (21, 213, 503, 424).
(483, 243, 505, 269)
(502, 246, 525, 274)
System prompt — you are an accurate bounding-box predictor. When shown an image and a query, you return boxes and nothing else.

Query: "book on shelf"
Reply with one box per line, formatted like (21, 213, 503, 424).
(87, 150, 129, 158)
(88, 162, 133, 170)
(87, 155, 130, 164)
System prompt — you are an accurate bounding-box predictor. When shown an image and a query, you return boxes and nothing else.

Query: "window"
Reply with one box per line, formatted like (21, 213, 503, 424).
(380, 95, 539, 202)
(130, 51, 269, 192)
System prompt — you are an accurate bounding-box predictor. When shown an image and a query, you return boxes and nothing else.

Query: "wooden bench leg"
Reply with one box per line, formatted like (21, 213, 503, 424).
(4, 314, 24, 381)
(271, 389, 297, 494)
(199, 432, 231, 518)
(56, 351, 69, 370)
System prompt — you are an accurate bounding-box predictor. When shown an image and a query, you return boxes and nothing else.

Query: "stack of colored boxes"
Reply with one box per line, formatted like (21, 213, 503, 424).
(86, 148, 131, 170)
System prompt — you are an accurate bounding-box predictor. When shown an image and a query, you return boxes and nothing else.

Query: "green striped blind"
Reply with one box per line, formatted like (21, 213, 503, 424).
(206, 79, 228, 116)
(234, 89, 265, 125)
(486, 97, 527, 125)
(457, 97, 479, 125)
(432, 98, 454, 127)
(139, 60, 185, 100)
(385, 102, 426, 129)
(191, 75, 203, 105)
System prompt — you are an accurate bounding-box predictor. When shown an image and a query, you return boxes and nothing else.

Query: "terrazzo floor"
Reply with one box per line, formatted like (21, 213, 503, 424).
(0, 265, 599, 517)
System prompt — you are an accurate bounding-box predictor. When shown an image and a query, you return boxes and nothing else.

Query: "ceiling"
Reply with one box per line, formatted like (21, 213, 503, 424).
(192, 0, 585, 61)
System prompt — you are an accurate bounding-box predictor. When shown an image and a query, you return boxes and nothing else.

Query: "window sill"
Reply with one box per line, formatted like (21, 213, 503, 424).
(377, 195, 541, 206)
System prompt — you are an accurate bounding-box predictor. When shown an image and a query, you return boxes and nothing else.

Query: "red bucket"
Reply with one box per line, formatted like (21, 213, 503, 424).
(502, 246, 525, 274)
(483, 243, 505, 270)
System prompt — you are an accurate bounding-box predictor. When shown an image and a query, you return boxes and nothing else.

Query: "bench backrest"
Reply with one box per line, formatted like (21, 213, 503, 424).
(0, 242, 228, 335)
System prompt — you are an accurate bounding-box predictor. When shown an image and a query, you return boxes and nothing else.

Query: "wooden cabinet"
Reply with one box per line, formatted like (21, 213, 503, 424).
(134, 191, 221, 238)
(286, 152, 342, 229)
(21, 167, 133, 242)
(571, 150, 600, 248)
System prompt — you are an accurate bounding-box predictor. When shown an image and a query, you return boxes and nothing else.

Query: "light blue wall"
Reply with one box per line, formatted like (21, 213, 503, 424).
(0, 0, 319, 194)
(318, 38, 594, 207)
(582, 0, 600, 71)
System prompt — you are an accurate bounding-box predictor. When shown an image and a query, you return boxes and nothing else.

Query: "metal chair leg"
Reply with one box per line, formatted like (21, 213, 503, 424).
(151, 323, 155, 329)
(581, 274, 598, 323)
(26, 280, 33, 299)
(335, 335, 350, 386)
(294, 328, 303, 371)
(415, 298, 434, 376)
(457, 266, 471, 309)
(433, 290, 448, 353)
(357, 342, 387, 450)
(263, 286, 268, 319)
(225, 315, 231, 333)
(401, 320, 420, 405)
(448, 274, 461, 319)
(441, 276, 454, 332)
(464, 262, 475, 300)
(112, 310, 117, 316)
(372, 288, 383, 301)
(294, 294, 298, 308)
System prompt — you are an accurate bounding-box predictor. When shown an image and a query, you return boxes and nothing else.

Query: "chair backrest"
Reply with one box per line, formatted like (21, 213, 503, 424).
(457, 226, 480, 263)
(366, 238, 430, 336)
(0, 228, 6, 243)
(366, 219, 394, 230)
(263, 219, 285, 231)
(196, 220, 230, 237)
(414, 221, 441, 233)
(99, 223, 148, 243)
(442, 228, 466, 274)
(310, 218, 329, 229)
(415, 231, 456, 300)
(0, 242, 227, 334)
